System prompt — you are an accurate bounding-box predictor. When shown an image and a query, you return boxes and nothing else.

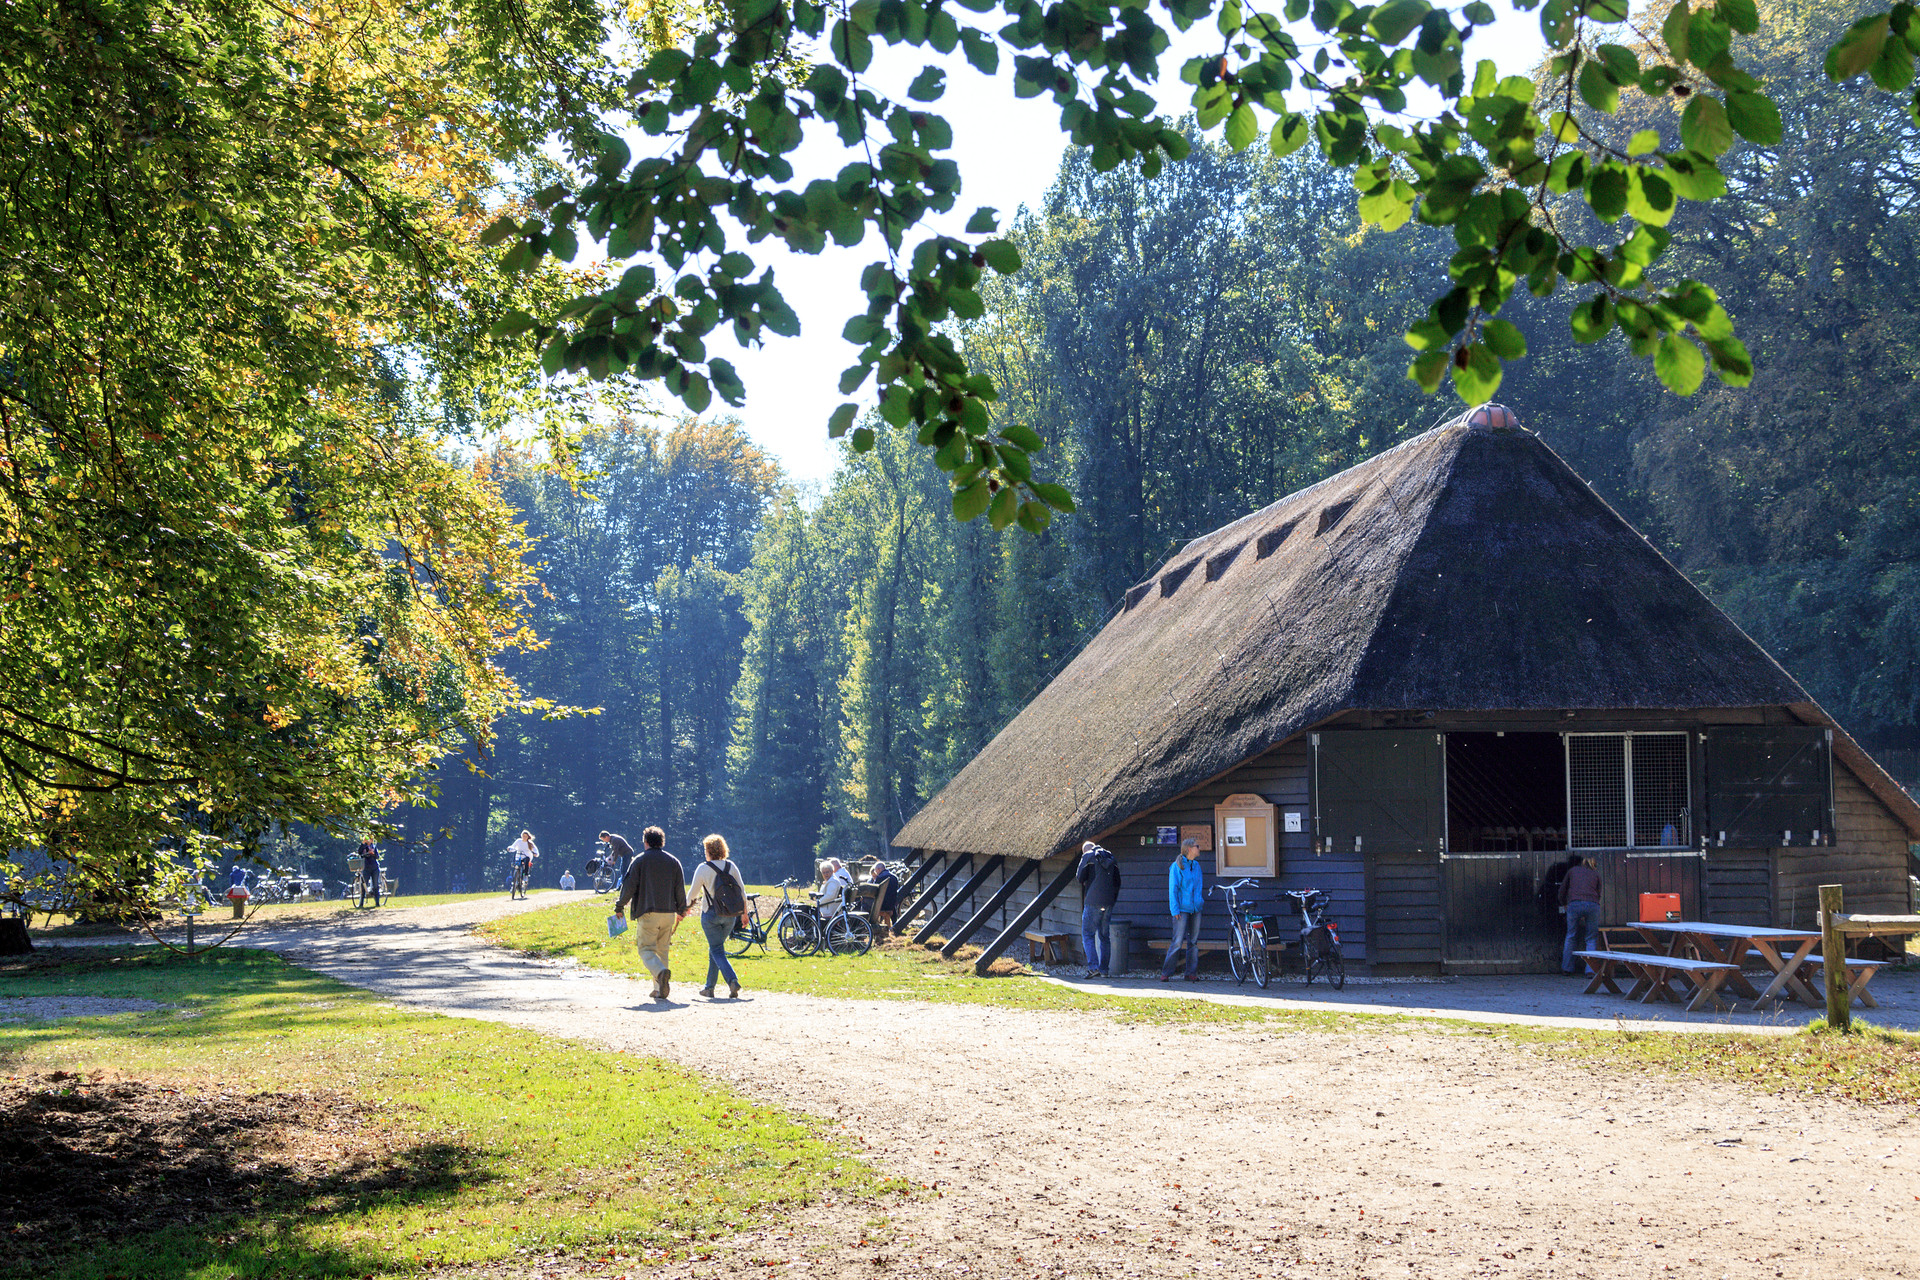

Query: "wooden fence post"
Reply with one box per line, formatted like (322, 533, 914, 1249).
(1818, 883, 1850, 1033)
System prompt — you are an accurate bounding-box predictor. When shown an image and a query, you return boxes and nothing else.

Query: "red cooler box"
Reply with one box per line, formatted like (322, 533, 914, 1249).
(1639, 892, 1682, 923)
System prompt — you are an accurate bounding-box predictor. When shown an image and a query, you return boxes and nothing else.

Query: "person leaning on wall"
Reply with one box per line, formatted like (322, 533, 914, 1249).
(1159, 836, 1204, 982)
(1559, 855, 1602, 976)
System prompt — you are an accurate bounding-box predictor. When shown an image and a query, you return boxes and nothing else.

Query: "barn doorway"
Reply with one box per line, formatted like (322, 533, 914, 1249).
(1442, 732, 1569, 971)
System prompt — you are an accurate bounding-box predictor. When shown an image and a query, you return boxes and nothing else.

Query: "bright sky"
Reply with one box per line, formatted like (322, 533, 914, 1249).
(698, 10, 1551, 487)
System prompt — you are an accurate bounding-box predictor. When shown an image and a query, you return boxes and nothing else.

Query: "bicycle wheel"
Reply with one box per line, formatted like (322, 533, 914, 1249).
(1326, 948, 1346, 990)
(1249, 927, 1271, 989)
(828, 913, 873, 956)
(726, 917, 759, 957)
(1227, 928, 1247, 984)
(1302, 941, 1316, 986)
(777, 911, 815, 956)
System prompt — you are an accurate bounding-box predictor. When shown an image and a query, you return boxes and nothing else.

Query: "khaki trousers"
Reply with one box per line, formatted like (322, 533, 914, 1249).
(636, 912, 677, 977)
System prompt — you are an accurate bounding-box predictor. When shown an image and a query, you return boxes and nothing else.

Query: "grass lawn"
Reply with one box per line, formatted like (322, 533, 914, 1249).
(30, 891, 559, 939)
(483, 894, 1920, 1109)
(0, 945, 890, 1280)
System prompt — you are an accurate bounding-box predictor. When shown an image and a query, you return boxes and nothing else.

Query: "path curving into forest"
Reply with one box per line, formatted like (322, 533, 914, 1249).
(250, 896, 1918, 1280)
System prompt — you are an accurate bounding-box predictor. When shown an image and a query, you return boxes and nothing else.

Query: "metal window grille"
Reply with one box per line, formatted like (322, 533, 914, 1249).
(1629, 732, 1690, 847)
(1567, 734, 1626, 849)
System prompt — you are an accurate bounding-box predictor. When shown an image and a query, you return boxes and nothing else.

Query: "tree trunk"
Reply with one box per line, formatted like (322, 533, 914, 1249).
(0, 917, 31, 955)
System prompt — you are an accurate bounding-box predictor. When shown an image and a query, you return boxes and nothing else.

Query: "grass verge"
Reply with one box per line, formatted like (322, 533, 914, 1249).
(0, 945, 887, 1279)
(30, 891, 558, 939)
(483, 894, 1920, 1109)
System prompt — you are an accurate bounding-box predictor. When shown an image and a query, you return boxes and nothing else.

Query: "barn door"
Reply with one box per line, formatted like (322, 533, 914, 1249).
(1704, 727, 1833, 847)
(1314, 731, 1445, 968)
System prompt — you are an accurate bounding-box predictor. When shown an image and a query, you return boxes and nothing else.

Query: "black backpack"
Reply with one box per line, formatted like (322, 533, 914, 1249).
(707, 860, 746, 916)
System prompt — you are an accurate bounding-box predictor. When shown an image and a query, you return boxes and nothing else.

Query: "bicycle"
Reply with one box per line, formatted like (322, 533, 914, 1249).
(505, 850, 532, 900)
(1212, 877, 1272, 989)
(584, 841, 621, 895)
(1284, 888, 1345, 989)
(732, 879, 874, 958)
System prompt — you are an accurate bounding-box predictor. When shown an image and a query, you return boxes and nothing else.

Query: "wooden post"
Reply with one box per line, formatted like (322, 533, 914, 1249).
(941, 857, 1039, 958)
(973, 857, 1080, 977)
(1819, 883, 1850, 1033)
(912, 855, 1005, 946)
(896, 855, 972, 932)
(892, 852, 944, 904)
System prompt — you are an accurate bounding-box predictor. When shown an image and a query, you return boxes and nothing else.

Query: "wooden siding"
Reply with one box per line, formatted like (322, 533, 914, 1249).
(1703, 848, 1772, 926)
(1069, 740, 1371, 966)
(1774, 762, 1912, 927)
(1370, 854, 1442, 970)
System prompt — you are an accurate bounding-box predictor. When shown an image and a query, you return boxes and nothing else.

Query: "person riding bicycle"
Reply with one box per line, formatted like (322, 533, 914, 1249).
(509, 829, 539, 884)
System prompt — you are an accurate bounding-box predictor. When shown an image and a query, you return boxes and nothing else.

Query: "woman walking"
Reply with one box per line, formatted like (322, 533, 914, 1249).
(690, 834, 748, 999)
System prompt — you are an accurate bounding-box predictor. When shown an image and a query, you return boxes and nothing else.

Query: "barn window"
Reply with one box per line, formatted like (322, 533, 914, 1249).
(1256, 521, 1297, 558)
(1205, 540, 1246, 581)
(1159, 558, 1200, 596)
(1566, 732, 1690, 850)
(1316, 498, 1357, 535)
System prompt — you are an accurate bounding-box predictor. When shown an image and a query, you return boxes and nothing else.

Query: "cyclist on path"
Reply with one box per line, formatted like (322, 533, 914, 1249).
(688, 834, 748, 1000)
(613, 826, 686, 1000)
(509, 829, 539, 890)
(1077, 841, 1122, 978)
(1159, 836, 1204, 982)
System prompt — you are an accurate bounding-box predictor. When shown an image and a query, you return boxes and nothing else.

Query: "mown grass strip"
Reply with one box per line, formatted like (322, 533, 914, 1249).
(0, 946, 887, 1280)
(31, 890, 559, 938)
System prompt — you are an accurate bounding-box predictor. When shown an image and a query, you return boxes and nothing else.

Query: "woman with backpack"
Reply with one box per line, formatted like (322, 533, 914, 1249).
(689, 834, 748, 1000)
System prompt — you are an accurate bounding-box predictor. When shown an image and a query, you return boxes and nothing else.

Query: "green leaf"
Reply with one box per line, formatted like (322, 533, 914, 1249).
(907, 65, 946, 101)
(1628, 129, 1661, 156)
(1224, 103, 1259, 152)
(1031, 482, 1076, 513)
(1450, 343, 1502, 404)
(952, 481, 993, 522)
(1570, 294, 1614, 343)
(1725, 91, 1782, 143)
(1681, 95, 1734, 156)
(1001, 423, 1044, 452)
(965, 207, 1000, 234)
(850, 426, 876, 451)
(1408, 349, 1449, 392)
(540, 335, 567, 376)
(1654, 333, 1706, 395)
(480, 216, 519, 247)
(1662, 0, 1691, 62)
(1720, 0, 1758, 35)
(1706, 335, 1754, 386)
(488, 310, 537, 338)
(1578, 62, 1621, 113)
(988, 486, 1019, 531)
(1358, 178, 1416, 231)
(1626, 169, 1676, 226)
(1368, 0, 1430, 44)
(1016, 501, 1052, 534)
(1828, 15, 1891, 82)
(1482, 318, 1526, 360)
(980, 240, 1022, 274)
(1269, 114, 1311, 157)
(828, 403, 857, 438)
(1586, 163, 1629, 222)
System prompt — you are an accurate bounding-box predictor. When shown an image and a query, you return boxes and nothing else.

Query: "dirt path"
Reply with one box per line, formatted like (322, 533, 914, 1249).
(247, 898, 1915, 1280)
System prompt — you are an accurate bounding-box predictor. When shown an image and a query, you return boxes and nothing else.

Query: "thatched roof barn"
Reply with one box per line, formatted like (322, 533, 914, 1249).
(892, 411, 1920, 976)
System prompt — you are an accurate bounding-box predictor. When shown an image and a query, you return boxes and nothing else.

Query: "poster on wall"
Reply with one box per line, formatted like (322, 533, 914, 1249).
(1224, 816, 1247, 847)
(1155, 825, 1179, 845)
(1180, 824, 1213, 851)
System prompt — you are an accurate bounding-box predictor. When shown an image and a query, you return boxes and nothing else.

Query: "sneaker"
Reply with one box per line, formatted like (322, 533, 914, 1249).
(1159, 973, 1170, 983)
(650, 972, 664, 999)
(699, 985, 715, 998)
(659, 967, 672, 999)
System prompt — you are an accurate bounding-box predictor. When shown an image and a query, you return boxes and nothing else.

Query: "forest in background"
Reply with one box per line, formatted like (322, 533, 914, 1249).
(307, 0, 1920, 894)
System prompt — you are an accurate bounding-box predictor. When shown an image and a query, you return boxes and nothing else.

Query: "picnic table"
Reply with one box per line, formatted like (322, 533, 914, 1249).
(1627, 922, 1822, 1007)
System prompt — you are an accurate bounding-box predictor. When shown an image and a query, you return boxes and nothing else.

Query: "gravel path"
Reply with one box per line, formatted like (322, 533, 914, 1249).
(244, 897, 1916, 1280)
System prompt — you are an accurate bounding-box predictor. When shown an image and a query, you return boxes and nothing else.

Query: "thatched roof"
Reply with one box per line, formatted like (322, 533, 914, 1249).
(896, 412, 1920, 858)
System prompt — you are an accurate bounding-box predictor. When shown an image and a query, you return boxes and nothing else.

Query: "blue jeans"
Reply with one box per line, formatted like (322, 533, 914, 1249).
(700, 912, 740, 991)
(1562, 900, 1600, 973)
(1081, 904, 1112, 974)
(1161, 911, 1201, 977)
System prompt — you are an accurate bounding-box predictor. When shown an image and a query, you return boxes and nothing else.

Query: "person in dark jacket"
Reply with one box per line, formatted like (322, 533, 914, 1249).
(613, 826, 687, 999)
(357, 839, 381, 906)
(1077, 841, 1122, 977)
(868, 861, 902, 934)
(599, 830, 636, 877)
(1559, 856, 1602, 974)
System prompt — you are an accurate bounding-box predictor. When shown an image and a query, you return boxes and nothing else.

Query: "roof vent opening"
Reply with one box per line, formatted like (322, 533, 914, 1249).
(1159, 558, 1200, 597)
(1255, 520, 1297, 559)
(1316, 498, 1357, 535)
(1205, 540, 1247, 582)
(1122, 580, 1153, 610)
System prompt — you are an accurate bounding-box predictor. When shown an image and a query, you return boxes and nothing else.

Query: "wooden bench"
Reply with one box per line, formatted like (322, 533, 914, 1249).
(1575, 950, 1742, 1013)
(1022, 931, 1073, 964)
(1792, 956, 1890, 1009)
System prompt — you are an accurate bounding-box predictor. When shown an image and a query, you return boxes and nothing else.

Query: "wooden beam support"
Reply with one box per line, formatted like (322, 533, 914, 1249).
(912, 855, 1006, 946)
(892, 851, 944, 904)
(1820, 883, 1850, 1032)
(941, 857, 1038, 958)
(974, 857, 1081, 977)
(896, 854, 972, 931)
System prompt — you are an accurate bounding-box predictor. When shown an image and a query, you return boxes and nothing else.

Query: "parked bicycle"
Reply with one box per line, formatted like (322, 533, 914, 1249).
(1211, 877, 1272, 989)
(729, 878, 873, 957)
(1284, 888, 1345, 989)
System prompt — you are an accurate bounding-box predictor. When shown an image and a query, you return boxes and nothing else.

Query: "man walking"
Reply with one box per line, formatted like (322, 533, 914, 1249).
(1560, 855, 1602, 975)
(1077, 841, 1122, 978)
(613, 826, 687, 999)
(1159, 836, 1204, 982)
